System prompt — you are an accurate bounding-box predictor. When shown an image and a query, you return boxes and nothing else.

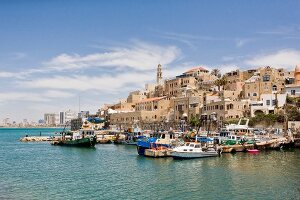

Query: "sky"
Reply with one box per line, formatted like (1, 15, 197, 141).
(0, 0, 300, 122)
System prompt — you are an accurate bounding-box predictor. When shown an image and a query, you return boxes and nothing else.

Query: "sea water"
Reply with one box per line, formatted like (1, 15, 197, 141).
(0, 128, 299, 200)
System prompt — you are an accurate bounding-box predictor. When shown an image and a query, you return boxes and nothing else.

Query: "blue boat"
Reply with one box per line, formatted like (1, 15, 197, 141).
(136, 132, 175, 155)
(137, 137, 157, 155)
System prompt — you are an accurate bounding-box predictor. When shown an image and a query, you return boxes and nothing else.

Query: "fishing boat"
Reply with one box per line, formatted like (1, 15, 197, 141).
(137, 131, 177, 155)
(52, 129, 96, 147)
(170, 142, 219, 159)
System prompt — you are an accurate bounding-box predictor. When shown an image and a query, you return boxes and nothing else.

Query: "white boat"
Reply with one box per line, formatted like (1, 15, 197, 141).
(170, 142, 219, 159)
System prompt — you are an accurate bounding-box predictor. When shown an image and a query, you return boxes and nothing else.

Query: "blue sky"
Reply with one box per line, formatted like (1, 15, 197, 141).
(0, 0, 300, 122)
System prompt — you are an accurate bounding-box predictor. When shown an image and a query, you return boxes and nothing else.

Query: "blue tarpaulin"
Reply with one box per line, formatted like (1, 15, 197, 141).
(197, 137, 214, 142)
(87, 117, 105, 124)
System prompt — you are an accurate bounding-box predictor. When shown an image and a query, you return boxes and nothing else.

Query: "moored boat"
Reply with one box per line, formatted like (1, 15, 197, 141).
(137, 131, 177, 155)
(170, 142, 220, 159)
(52, 129, 96, 147)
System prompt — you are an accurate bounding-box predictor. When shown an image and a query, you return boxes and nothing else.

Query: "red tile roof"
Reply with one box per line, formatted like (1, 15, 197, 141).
(184, 66, 208, 73)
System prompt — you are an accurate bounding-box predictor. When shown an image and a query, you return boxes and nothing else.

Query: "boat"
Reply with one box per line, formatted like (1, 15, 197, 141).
(170, 142, 219, 159)
(136, 131, 177, 156)
(137, 137, 157, 155)
(52, 129, 96, 147)
(247, 149, 260, 153)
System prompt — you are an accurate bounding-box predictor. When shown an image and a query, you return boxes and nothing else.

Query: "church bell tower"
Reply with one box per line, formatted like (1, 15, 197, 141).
(156, 64, 162, 85)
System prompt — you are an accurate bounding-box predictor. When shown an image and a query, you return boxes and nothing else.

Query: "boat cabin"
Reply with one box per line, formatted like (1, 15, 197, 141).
(156, 132, 176, 144)
(72, 129, 95, 140)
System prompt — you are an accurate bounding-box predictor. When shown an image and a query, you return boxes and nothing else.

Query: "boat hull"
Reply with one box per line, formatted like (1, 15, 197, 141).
(137, 146, 147, 155)
(171, 151, 219, 159)
(247, 149, 259, 153)
(53, 137, 96, 147)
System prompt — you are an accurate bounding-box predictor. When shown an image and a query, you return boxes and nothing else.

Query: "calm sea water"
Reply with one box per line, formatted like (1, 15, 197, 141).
(0, 128, 299, 200)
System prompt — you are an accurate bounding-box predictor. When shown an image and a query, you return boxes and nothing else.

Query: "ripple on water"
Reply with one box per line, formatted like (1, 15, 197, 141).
(0, 129, 300, 200)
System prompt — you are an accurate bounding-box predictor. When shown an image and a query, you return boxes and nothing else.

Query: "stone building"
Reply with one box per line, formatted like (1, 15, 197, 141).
(110, 97, 172, 130)
(250, 93, 287, 117)
(285, 65, 300, 97)
(243, 66, 292, 100)
(224, 69, 256, 91)
(201, 97, 250, 125)
(164, 66, 213, 98)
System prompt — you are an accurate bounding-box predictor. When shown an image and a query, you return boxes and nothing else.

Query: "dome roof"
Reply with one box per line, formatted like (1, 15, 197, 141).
(296, 65, 300, 72)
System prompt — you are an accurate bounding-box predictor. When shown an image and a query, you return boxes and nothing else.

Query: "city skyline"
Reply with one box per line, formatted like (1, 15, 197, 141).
(1, 0, 300, 121)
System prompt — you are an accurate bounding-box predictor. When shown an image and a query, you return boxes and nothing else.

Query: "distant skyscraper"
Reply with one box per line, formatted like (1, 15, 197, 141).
(78, 111, 89, 118)
(44, 113, 56, 126)
(59, 112, 65, 125)
(65, 109, 77, 123)
(2, 118, 11, 126)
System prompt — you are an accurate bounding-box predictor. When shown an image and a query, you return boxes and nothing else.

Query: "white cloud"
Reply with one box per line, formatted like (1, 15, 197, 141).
(245, 49, 300, 69)
(0, 71, 15, 78)
(44, 40, 180, 71)
(0, 92, 48, 103)
(19, 71, 156, 93)
(0, 90, 76, 103)
(43, 90, 75, 98)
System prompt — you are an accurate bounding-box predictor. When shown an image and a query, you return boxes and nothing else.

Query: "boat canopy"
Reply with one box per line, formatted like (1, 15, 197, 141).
(87, 117, 105, 124)
(197, 137, 214, 142)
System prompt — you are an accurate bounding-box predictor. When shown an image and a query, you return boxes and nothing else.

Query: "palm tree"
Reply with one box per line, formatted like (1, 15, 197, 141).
(214, 75, 228, 91)
(211, 69, 221, 78)
(219, 75, 228, 90)
(214, 79, 222, 91)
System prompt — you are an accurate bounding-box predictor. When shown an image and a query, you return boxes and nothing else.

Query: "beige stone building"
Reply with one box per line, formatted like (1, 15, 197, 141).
(201, 98, 250, 125)
(110, 97, 173, 130)
(224, 69, 257, 91)
(164, 66, 214, 98)
(165, 75, 197, 97)
(243, 66, 292, 100)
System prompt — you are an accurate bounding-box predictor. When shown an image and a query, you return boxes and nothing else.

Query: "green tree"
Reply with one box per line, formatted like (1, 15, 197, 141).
(189, 116, 201, 129)
(210, 69, 221, 78)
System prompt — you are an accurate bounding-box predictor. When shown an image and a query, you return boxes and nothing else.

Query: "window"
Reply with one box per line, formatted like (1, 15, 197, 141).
(253, 93, 257, 96)
(266, 100, 270, 106)
(291, 90, 296, 95)
(272, 85, 277, 91)
(263, 75, 270, 82)
(272, 100, 276, 106)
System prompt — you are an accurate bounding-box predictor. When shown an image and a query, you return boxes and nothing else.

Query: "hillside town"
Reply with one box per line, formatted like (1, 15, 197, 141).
(3, 65, 299, 133)
(94, 64, 300, 133)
